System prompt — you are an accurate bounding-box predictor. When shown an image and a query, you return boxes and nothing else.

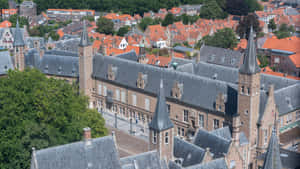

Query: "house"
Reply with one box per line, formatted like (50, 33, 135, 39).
(262, 36, 300, 77)
(180, 4, 202, 16)
(19, 1, 37, 19)
(46, 9, 95, 22)
(1, 9, 17, 19)
(144, 25, 167, 48)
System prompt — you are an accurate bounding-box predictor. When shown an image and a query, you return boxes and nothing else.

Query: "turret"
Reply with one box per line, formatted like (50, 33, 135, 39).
(149, 79, 174, 162)
(13, 19, 26, 70)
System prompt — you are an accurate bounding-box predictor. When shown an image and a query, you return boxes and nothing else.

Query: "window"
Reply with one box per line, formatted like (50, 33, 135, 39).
(213, 119, 219, 129)
(184, 110, 189, 122)
(218, 105, 222, 111)
(121, 91, 126, 103)
(274, 57, 280, 63)
(115, 89, 120, 101)
(241, 86, 244, 94)
(145, 98, 150, 111)
(280, 117, 284, 127)
(132, 94, 137, 106)
(152, 131, 157, 144)
(245, 110, 249, 115)
(177, 127, 181, 136)
(167, 104, 170, 114)
(103, 85, 107, 96)
(286, 114, 292, 123)
(230, 160, 236, 169)
(165, 132, 169, 144)
(98, 84, 102, 95)
(264, 129, 268, 145)
(296, 111, 300, 121)
(181, 128, 185, 136)
(247, 87, 250, 95)
(199, 114, 204, 128)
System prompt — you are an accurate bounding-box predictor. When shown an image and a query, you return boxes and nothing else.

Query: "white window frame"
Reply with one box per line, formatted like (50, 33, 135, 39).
(121, 91, 126, 103)
(183, 110, 189, 122)
(199, 114, 204, 128)
(213, 119, 219, 129)
(115, 89, 120, 101)
(132, 94, 137, 106)
(165, 132, 169, 144)
(145, 98, 150, 111)
(98, 84, 102, 95)
(152, 131, 157, 144)
(103, 85, 107, 96)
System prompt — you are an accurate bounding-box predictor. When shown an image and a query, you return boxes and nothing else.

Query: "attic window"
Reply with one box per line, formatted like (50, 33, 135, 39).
(212, 73, 217, 80)
(58, 66, 62, 72)
(4, 65, 8, 70)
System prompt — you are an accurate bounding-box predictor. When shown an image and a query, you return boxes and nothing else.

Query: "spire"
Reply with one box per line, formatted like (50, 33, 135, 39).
(149, 79, 174, 131)
(239, 26, 260, 74)
(262, 126, 282, 169)
(13, 19, 25, 47)
(79, 20, 90, 47)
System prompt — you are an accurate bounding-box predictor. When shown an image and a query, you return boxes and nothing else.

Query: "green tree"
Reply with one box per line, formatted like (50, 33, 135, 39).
(48, 31, 60, 41)
(162, 13, 175, 26)
(268, 18, 276, 31)
(8, 14, 28, 28)
(0, 0, 8, 9)
(200, 0, 228, 19)
(226, 0, 261, 15)
(139, 17, 157, 31)
(96, 17, 114, 35)
(117, 26, 130, 36)
(0, 69, 108, 169)
(199, 28, 238, 49)
(274, 24, 295, 39)
(236, 13, 261, 39)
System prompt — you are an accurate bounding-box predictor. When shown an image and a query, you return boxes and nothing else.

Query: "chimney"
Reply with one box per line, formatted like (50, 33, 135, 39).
(83, 127, 91, 140)
(232, 114, 240, 146)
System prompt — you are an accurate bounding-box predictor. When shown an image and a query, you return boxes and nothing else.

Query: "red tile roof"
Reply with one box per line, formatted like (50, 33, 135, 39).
(0, 20, 12, 28)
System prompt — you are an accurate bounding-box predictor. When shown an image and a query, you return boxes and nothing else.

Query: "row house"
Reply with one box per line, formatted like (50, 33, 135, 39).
(1, 9, 17, 19)
(104, 13, 136, 30)
(46, 9, 95, 22)
(144, 24, 168, 48)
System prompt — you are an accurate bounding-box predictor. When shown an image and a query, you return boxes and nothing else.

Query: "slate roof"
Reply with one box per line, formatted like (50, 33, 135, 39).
(149, 79, 174, 131)
(25, 37, 45, 49)
(173, 46, 195, 53)
(0, 51, 14, 75)
(55, 38, 80, 52)
(239, 26, 260, 74)
(92, 54, 236, 115)
(13, 20, 25, 47)
(210, 126, 232, 141)
(116, 50, 139, 62)
(278, 148, 300, 169)
(120, 151, 168, 169)
(168, 161, 183, 169)
(193, 129, 231, 158)
(44, 50, 78, 57)
(197, 45, 243, 68)
(38, 53, 79, 77)
(262, 128, 283, 169)
(185, 158, 228, 169)
(173, 137, 205, 167)
(274, 83, 300, 115)
(30, 136, 122, 169)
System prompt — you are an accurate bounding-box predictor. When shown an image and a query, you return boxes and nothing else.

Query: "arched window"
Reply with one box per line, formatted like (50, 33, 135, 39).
(165, 132, 169, 144)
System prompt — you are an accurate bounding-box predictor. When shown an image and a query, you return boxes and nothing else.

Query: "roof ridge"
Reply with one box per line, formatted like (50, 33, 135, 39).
(120, 150, 158, 160)
(174, 136, 205, 152)
(197, 128, 231, 143)
(274, 82, 300, 93)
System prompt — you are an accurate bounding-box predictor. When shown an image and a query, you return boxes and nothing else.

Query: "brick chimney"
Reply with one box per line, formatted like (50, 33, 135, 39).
(232, 114, 240, 146)
(83, 127, 91, 140)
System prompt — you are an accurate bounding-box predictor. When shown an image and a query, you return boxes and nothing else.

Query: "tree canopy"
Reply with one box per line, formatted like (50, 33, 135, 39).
(8, 14, 28, 28)
(200, 0, 228, 19)
(96, 17, 114, 35)
(0, 69, 107, 169)
(226, 0, 262, 15)
(162, 13, 175, 26)
(117, 26, 130, 36)
(236, 13, 261, 39)
(274, 24, 295, 39)
(197, 28, 238, 49)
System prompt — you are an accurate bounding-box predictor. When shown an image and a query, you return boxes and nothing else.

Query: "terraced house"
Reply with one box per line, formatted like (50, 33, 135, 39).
(1, 21, 299, 169)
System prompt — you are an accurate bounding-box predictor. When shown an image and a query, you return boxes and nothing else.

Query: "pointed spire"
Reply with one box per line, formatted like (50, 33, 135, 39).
(239, 26, 260, 74)
(13, 19, 25, 47)
(262, 126, 282, 169)
(149, 79, 174, 132)
(79, 20, 90, 47)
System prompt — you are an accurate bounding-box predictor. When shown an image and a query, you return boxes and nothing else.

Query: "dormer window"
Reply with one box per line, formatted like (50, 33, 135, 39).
(172, 81, 183, 99)
(137, 72, 147, 89)
(107, 64, 117, 81)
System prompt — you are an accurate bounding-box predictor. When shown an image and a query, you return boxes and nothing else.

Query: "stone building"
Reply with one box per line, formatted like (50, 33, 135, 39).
(4, 22, 300, 169)
(19, 1, 37, 19)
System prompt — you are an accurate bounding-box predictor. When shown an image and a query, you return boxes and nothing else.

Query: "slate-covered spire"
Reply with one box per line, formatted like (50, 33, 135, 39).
(239, 26, 260, 74)
(13, 19, 25, 47)
(79, 20, 90, 47)
(149, 79, 174, 131)
(262, 127, 282, 169)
